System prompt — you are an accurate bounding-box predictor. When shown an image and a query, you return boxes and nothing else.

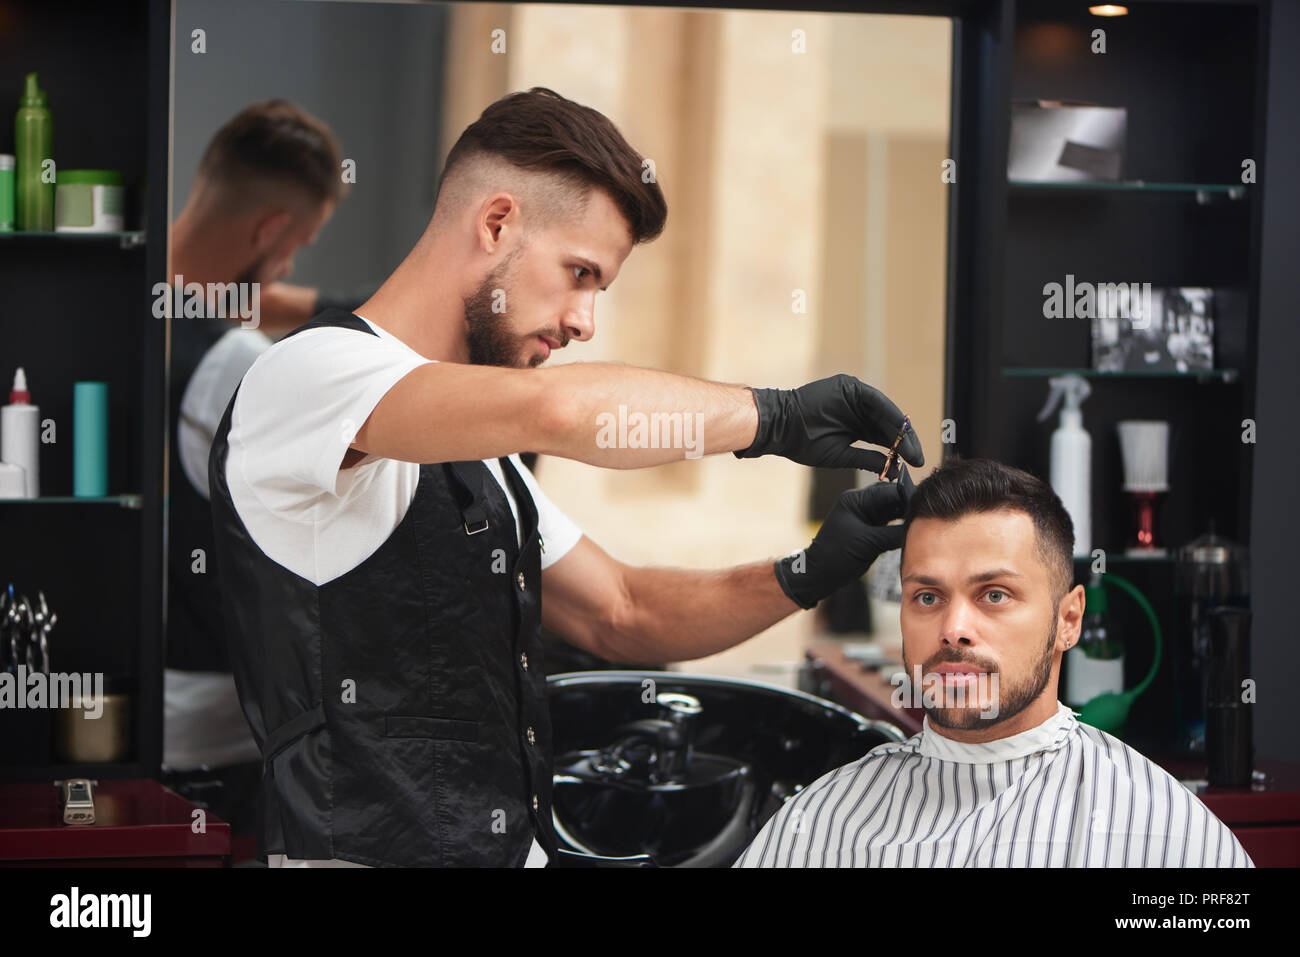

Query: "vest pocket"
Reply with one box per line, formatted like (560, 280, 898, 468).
(384, 715, 480, 742)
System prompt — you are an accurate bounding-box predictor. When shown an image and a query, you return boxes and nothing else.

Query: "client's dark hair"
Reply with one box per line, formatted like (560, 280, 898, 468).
(902, 457, 1075, 602)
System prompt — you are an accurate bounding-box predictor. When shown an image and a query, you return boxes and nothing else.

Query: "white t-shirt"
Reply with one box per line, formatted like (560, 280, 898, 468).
(226, 314, 581, 868)
(179, 327, 275, 500)
(225, 315, 581, 584)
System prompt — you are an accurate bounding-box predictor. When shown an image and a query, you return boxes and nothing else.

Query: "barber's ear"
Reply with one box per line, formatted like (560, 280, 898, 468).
(477, 194, 518, 253)
(251, 208, 293, 254)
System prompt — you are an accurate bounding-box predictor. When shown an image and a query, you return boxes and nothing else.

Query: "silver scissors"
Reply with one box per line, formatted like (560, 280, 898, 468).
(31, 591, 54, 674)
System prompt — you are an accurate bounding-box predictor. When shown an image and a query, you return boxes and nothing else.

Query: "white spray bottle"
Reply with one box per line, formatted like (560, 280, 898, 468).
(1036, 375, 1092, 558)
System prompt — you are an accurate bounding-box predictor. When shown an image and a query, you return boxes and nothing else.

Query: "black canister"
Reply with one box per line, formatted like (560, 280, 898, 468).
(1175, 530, 1249, 757)
(1205, 606, 1252, 788)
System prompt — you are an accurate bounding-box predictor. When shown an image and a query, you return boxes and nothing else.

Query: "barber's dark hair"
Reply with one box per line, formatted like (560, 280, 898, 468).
(902, 457, 1075, 602)
(436, 87, 667, 244)
(198, 99, 343, 206)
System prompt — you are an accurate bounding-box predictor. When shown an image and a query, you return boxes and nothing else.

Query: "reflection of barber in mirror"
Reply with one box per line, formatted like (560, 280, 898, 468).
(737, 458, 1252, 868)
(164, 100, 365, 856)
(206, 87, 924, 868)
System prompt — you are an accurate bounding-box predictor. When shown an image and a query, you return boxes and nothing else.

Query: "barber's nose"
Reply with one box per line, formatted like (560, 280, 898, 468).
(563, 295, 595, 343)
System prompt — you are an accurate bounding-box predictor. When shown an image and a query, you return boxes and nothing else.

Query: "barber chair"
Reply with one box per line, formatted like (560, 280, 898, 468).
(547, 671, 906, 868)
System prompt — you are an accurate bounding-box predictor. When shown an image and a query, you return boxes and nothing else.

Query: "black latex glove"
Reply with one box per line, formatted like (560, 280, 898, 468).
(775, 465, 916, 609)
(734, 374, 924, 477)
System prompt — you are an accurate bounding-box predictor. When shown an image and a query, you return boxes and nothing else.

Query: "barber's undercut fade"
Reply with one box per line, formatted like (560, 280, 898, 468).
(902, 457, 1076, 603)
(197, 99, 344, 210)
(433, 87, 667, 244)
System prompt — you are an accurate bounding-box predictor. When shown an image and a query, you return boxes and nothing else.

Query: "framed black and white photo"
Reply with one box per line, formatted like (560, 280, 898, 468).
(1092, 287, 1215, 373)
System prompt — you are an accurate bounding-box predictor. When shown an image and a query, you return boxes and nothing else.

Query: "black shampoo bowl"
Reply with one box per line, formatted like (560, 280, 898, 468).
(547, 671, 905, 867)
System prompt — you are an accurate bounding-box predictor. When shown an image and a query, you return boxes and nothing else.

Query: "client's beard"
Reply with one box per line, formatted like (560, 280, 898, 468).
(910, 617, 1058, 732)
(464, 252, 535, 369)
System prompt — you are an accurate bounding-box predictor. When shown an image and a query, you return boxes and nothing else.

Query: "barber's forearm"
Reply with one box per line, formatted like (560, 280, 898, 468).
(535, 362, 758, 467)
(358, 360, 758, 467)
(602, 561, 799, 663)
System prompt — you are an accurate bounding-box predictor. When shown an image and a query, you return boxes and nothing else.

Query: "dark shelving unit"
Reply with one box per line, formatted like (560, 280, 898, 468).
(0, 0, 169, 781)
(945, 0, 1288, 757)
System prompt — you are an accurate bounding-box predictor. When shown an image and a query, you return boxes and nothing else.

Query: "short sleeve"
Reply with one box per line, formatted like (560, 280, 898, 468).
(231, 326, 434, 513)
(179, 328, 272, 500)
(509, 454, 583, 570)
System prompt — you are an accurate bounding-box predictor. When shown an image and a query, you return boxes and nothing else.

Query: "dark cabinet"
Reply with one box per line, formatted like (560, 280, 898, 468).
(947, 0, 1297, 760)
(0, 0, 170, 781)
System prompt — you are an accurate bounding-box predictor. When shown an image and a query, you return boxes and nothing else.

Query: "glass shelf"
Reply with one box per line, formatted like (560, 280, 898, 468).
(0, 494, 142, 509)
(0, 230, 146, 248)
(1002, 367, 1238, 383)
(1008, 180, 1246, 201)
(1073, 552, 1174, 564)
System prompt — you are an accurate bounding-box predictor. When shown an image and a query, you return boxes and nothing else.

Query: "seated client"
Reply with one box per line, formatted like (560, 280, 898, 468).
(735, 457, 1252, 868)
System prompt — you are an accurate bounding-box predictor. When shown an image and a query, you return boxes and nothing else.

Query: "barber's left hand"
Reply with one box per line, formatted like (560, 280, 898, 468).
(774, 465, 916, 609)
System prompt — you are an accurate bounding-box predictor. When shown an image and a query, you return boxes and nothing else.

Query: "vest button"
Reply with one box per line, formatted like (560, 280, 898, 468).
(520, 652, 529, 671)
(527, 726, 536, 745)
(532, 794, 539, 812)
(516, 571, 526, 590)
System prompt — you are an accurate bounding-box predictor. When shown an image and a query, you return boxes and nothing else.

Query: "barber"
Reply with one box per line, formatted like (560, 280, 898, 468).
(207, 87, 923, 868)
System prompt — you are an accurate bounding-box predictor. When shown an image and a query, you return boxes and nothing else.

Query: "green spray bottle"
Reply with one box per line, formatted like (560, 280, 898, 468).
(15, 72, 53, 231)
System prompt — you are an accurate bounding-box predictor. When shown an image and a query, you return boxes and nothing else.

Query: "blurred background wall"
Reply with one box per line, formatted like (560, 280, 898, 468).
(172, 0, 449, 285)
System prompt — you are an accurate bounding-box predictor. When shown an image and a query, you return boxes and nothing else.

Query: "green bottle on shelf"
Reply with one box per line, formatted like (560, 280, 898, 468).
(15, 72, 53, 232)
(1065, 573, 1125, 708)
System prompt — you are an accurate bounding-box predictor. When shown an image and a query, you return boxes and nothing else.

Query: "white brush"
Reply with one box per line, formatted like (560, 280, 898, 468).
(1117, 420, 1170, 492)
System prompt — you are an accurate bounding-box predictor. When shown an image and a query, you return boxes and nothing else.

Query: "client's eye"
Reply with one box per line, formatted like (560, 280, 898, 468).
(573, 265, 589, 282)
(916, 592, 938, 607)
(985, 589, 1008, 603)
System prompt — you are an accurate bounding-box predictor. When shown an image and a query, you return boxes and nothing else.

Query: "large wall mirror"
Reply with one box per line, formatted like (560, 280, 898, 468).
(165, 0, 951, 703)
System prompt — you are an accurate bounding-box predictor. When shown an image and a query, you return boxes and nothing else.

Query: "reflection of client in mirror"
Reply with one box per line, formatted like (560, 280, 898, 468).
(164, 100, 349, 847)
(737, 458, 1252, 868)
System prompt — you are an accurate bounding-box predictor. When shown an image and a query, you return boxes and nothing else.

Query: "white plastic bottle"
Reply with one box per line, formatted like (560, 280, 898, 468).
(1, 367, 40, 498)
(1036, 375, 1092, 558)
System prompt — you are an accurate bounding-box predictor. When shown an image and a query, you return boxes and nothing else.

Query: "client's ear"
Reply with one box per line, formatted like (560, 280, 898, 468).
(1058, 583, 1087, 649)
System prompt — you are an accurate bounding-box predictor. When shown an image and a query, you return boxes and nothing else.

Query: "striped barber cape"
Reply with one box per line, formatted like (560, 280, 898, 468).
(734, 701, 1253, 868)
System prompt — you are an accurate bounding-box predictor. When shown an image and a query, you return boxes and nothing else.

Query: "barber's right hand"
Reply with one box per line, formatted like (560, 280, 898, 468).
(734, 374, 924, 476)
(774, 465, 916, 610)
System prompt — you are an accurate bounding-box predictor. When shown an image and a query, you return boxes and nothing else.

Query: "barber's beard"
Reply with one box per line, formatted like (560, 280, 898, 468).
(464, 252, 536, 369)
(913, 617, 1058, 733)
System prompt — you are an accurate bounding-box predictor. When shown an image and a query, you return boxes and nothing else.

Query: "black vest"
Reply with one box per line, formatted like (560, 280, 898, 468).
(207, 310, 555, 866)
(167, 316, 238, 672)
